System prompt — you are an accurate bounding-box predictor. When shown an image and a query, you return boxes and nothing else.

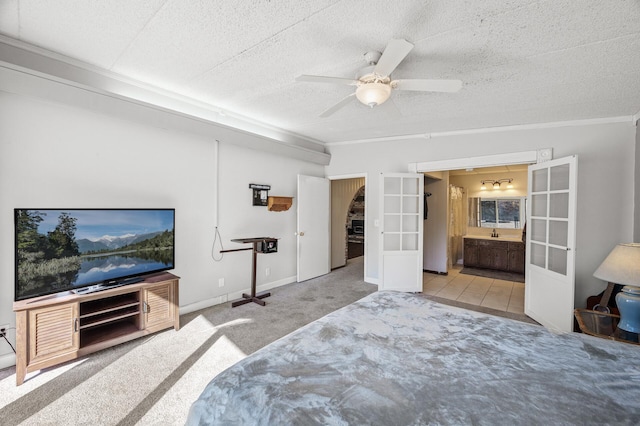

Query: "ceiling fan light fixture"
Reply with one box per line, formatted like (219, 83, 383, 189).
(356, 82, 391, 108)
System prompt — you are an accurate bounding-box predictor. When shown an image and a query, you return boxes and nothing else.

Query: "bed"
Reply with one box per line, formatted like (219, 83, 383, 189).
(187, 291, 640, 425)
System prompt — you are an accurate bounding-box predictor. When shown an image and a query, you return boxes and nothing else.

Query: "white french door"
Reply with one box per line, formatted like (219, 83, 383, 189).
(297, 174, 330, 282)
(525, 155, 578, 332)
(379, 173, 424, 292)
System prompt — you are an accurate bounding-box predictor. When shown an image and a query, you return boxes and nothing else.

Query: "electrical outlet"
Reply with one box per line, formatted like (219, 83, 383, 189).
(218, 278, 225, 288)
(265, 267, 270, 277)
(0, 324, 8, 338)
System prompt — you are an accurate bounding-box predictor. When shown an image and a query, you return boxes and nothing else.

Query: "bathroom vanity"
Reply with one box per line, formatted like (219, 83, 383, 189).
(463, 236, 525, 274)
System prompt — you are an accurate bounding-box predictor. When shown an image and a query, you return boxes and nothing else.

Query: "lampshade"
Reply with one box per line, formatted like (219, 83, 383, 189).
(593, 243, 640, 285)
(356, 82, 391, 107)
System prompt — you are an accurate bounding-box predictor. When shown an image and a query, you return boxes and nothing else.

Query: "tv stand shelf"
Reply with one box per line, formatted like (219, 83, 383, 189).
(13, 272, 179, 386)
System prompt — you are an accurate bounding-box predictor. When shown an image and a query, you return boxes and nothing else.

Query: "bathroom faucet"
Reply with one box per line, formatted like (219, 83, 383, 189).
(491, 229, 499, 238)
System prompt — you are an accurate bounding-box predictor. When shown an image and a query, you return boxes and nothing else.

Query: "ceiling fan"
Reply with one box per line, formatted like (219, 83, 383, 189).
(296, 38, 462, 117)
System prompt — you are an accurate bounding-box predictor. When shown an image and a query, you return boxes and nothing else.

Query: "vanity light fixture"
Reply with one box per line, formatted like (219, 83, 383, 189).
(480, 178, 514, 190)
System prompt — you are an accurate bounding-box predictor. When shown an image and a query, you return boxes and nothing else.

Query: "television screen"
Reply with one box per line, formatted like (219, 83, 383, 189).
(15, 209, 175, 301)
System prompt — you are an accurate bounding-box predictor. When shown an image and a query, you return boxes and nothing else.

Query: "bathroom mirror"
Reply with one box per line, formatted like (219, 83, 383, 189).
(468, 196, 526, 228)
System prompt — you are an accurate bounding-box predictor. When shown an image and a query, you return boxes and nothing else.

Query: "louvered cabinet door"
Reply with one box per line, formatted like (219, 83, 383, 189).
(28, 303, 79, 365)
(142, 280, 179, 333)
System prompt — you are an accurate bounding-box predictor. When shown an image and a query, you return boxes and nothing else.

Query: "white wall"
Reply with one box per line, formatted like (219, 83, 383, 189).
(0, 91, 323, 367)
(326, 121, 637, 308)
(423, 175, 448, 273)
(636, 120, 640, 242)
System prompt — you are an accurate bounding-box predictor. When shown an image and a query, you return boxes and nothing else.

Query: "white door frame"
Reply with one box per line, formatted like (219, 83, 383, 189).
(411, 149, 549, 299)
(328, 173, 368, 281)
(410, 150, 541, 173)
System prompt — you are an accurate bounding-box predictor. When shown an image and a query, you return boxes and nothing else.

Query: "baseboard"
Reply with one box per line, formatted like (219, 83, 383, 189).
(227, 275, 297, 302)
(0, 352, 16, 370)
(180, 294, 230, 316)
(179, 275, 297, 315)
(424, 269, 448, 275)
(365, 276, 380, 285)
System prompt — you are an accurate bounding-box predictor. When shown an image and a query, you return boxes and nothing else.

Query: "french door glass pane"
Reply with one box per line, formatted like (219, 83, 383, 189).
(402, 234, 418, 250)
(385, 215, 401, 232)
(384, 175, 421, 253)
(385, 196, 401, 213)
(531, 194, 547, 217)
(403, 196, 418, 213)
(531, 243, 546, 268)
(403, 215, 418, 232)
(548, 220, 568, 247)
(532, 168, 548, 192)
(550, 164, 570, 191)
(548, 247, 568, 275)
(385, 177, 401, 194)
(402, 177, 418, 194)
(531, 219, 547, 243)
(549, 193, 569, 218)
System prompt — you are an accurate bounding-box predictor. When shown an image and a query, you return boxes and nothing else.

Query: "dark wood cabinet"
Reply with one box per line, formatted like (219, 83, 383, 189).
(494, 245, 509, 270)
(464, 238, 524, 274)
(463, 239, 479, 267)
(508, 242, 525, 273)
(478, 244, 495, 268)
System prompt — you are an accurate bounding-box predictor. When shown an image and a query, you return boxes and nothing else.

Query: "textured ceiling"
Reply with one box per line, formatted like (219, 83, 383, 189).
(1, 0, 639, 144)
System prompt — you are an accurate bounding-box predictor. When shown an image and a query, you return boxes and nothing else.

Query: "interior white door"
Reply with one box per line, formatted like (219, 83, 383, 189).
(380, 173, 424, 292)
(525, 155, 578, 332)
(297, 174, 330, 282)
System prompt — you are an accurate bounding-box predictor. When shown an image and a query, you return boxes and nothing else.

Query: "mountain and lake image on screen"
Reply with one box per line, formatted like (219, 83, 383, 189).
(15, 209, 175, 300)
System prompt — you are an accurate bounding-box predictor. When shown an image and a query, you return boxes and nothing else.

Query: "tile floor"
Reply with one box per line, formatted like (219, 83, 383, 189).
(423, 265, 525, 314)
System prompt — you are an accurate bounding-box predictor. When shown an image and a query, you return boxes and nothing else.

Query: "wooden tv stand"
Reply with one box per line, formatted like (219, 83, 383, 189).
(13, 272, 179, 386)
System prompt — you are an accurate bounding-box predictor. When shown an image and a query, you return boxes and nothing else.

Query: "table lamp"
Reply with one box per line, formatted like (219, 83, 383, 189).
(593, 243, 640, 333)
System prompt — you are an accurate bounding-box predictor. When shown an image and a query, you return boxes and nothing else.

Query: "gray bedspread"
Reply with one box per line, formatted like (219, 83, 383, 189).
(187, 291, 640, 425)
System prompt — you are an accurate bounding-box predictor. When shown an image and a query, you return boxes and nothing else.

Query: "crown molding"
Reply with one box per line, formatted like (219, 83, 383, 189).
(326, 116, 636, 147)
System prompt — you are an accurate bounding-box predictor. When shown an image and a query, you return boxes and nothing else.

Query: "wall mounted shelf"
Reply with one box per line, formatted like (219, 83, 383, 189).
(267, 196, 293, 212)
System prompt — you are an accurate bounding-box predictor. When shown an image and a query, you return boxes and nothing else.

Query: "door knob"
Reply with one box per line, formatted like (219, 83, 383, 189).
(299, 231, 305, 236)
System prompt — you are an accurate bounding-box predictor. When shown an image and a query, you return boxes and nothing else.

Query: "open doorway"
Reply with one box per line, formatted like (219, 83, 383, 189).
(422, 164, 530, 315)
(330, 176, 366, 271)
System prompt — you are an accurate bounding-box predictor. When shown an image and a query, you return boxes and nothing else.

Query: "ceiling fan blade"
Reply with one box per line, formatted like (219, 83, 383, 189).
(393, 79, 463, 92)
(319, 93, 356, 117)
(373, 38, 414, 77)
(296, 75, 358, 85)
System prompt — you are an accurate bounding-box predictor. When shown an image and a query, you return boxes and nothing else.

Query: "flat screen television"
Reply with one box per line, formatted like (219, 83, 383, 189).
(14, 208, 175, 301)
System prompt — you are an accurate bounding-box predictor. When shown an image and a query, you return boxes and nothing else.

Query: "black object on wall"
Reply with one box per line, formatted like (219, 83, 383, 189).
(249, 183, 271, 206)
(424, 192, 432, 220)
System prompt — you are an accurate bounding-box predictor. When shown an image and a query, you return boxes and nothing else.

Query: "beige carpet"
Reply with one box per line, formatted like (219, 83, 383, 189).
(0, 257, 375, 426)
